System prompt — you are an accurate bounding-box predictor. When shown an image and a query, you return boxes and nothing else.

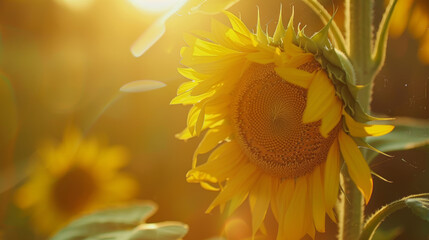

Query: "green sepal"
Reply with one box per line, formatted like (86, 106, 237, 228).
(371, 170, 393, 184)
(359, 194, 429, 240)
(366, 118, 429, 163)
(294, 19, 378, 124)
(354, 137, 393, 159)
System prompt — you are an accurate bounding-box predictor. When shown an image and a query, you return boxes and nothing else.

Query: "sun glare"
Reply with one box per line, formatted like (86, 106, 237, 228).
(129, 0, 183, 12)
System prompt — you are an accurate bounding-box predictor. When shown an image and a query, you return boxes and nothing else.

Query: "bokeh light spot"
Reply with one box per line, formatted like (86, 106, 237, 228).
(129, 0, 183, 12)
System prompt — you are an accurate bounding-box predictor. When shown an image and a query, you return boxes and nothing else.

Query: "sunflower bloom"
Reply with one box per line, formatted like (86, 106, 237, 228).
(172, 11, 394, 240)
(15, 127, 138, 234)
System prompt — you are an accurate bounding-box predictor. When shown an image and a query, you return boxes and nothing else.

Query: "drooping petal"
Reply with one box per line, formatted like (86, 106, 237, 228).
(281, 177, 308, 240)
(311, 166, 326, 232)
(273, 179, 295, 240)
(275, 66, 314, 88)
(207, 163, 259, 213)
(224, 11, 252, 38)
(320, 97, 342, 137)
(338, 131, 373, 203)
(303, 70, 336, 123)
(192, 125, 231, 167)
(344, 113, 394, 137)
(324, 140, 340, 211)
(249, 174, 272, 236)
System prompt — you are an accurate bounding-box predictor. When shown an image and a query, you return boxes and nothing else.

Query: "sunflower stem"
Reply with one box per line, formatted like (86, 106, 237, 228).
(340, 0, 375, 240)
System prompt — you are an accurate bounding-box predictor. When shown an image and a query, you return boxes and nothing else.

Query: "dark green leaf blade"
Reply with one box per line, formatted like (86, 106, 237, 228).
(366, 118, 429, 162)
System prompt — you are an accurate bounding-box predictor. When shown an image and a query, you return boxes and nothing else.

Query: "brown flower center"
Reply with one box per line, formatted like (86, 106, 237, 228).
(231, 63, 339, 178)
(51, 166, 97, 214)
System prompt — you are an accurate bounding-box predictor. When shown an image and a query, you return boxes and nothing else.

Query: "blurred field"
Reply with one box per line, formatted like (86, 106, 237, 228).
(0, 0, 428, 239)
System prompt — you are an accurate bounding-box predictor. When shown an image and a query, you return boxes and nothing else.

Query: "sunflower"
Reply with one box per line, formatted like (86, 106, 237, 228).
(389, 0, 429, 64)
(172, 10, 394, 240)
(14, 127, 138, 235)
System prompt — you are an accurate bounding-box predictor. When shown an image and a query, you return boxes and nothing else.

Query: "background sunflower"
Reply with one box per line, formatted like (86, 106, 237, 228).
(14, 127, 138, 234)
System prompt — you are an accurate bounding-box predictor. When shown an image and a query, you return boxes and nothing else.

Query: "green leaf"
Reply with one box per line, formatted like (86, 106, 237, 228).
(359, 193, 429, 240)
(51, 202, 158, 240)
(51, 202, 189, 240)
(123, 221, 188, 240)
(371, 0, 398, 73)
(372, 227, 403, 240)
(405, 198, 429, 222)
(366, 118, 429, 163)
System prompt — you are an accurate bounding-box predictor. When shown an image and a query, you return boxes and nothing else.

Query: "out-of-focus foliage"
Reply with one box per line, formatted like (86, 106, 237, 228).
(51, 202, 189, 240)
(389, 0, 429, 64)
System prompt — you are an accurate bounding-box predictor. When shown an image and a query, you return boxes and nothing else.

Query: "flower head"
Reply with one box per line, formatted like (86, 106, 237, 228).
(15, 127, 138, 234)
(172, 10, 394, 239)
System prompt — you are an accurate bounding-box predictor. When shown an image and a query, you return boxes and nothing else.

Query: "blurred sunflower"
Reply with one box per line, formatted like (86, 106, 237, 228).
(172, 11, 394, 240)
(389, 0, 429, 64)
(14, 127, 138, 235)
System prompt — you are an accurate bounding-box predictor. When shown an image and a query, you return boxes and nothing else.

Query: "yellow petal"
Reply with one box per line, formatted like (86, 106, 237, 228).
(200, 181, 220, 191)
(195, 143, 243, 182)
(226, 191, 249, 216)
(282, 177, 307, 240)
(249, 174, 272, 236)
(177, 68, 209, 82)
(195, 105, 205, 136)
(274, 179, 295, 240)
(320, 97, 342, 137)
(338, 131, 373, 204)
(175, 127, 193, 140)
(177, 81, 198, 95)
(274, 66, 314, 89)
(324, 140, 340, 210)
(344, 113, 394, 137)
(311, 166, 326, 232)
(303, 70, 336, 123)
(192, 126, 230, 167)
(207, 163, 259, 213)
(224, 11, 251, 38)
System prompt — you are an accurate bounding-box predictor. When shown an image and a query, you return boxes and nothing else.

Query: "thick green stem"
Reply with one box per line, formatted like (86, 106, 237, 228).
(340, 0, 375, 240)
(348, 0, 374, 110)
(347, 0, 373, 76)
(339, 169, 365, 240)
